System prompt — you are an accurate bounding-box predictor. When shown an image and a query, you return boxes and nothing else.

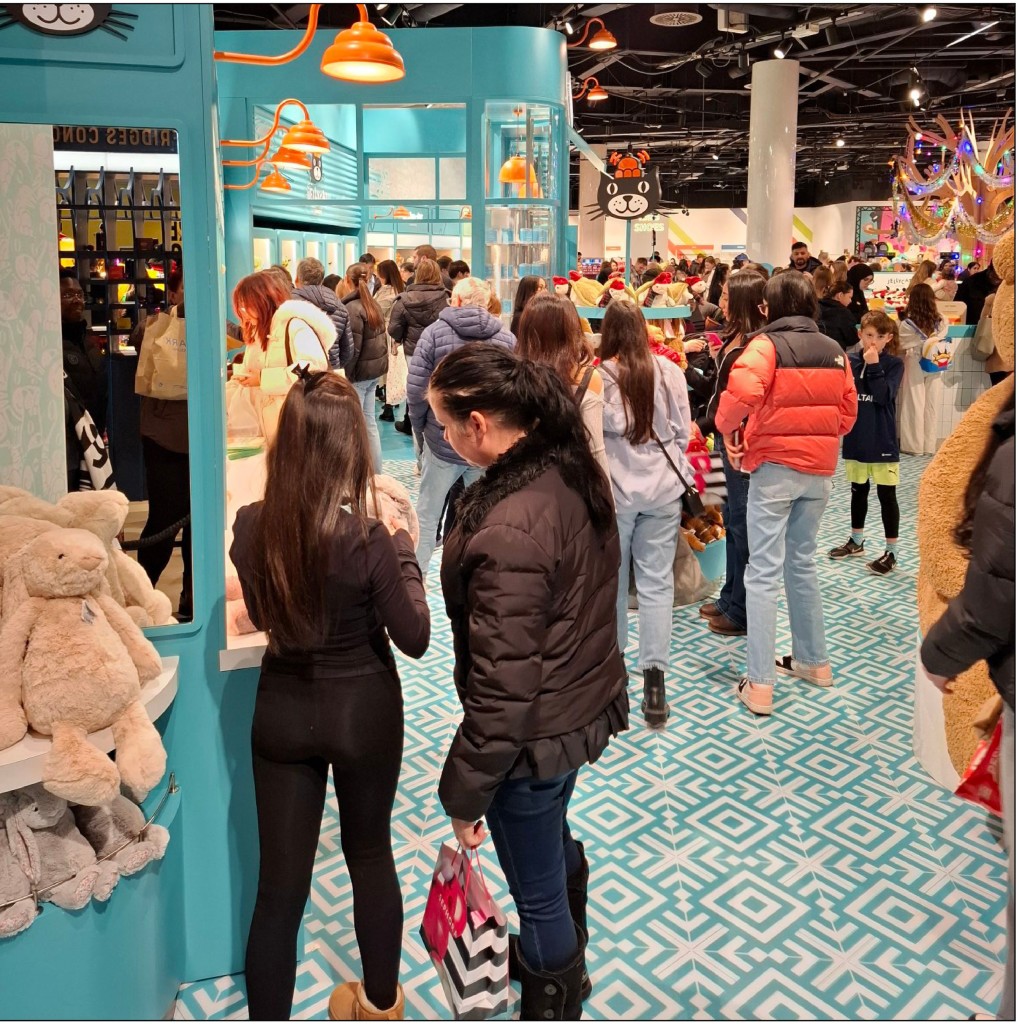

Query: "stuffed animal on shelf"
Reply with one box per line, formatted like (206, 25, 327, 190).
(0, 812, 36, 938)
(917, 229, 1015, 775)
(597, 277, 636, 307)
(73, 794, 169, 878)
(567, 270, 603, 309)
(0, 516, 61, 621)
(0, 529, 166, 806)
(2, 783, 118, 910)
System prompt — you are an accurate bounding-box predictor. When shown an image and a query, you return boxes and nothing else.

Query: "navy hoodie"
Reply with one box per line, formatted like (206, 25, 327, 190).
(842, 350, 905, 464)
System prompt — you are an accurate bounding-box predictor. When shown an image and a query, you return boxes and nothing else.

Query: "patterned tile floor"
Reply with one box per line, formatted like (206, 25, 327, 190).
(176, 434, 1008, 1021)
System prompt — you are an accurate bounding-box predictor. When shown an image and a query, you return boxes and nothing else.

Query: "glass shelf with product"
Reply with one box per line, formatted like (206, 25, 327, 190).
(483, 101, 562, 311)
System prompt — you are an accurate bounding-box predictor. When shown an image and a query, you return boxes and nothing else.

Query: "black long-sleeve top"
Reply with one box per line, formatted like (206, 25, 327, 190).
(230, 503, 430, 671)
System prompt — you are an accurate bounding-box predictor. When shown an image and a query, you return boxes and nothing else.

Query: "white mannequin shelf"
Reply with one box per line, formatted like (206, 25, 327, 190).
(0, 657, 178, 795)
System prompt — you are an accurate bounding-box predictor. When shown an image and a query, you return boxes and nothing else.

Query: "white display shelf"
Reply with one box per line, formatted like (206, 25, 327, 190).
(220, 630, 267, 673)
(0, 656, 178, 795)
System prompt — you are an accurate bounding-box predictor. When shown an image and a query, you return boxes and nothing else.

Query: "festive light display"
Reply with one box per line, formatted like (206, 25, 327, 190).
(892, 109, 1014, 246)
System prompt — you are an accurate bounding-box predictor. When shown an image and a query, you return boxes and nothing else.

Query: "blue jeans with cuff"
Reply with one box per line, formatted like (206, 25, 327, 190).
(415, 444, 481, 576)
(615, 501, 681, 670)
(351, 377, 383, 474)
(744, 462, 832, 686)
(485, 770, 582, 973)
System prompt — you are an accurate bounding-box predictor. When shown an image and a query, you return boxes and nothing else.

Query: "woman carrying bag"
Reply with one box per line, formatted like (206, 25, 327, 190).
(898, 282, 951, 455)
(600, 300, 693, 727)
(430, 344, 627, 1022)
(231, 270, 335, 444)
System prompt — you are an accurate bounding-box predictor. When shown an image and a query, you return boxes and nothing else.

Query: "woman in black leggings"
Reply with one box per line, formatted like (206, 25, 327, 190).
(230, 370, 429, 1022)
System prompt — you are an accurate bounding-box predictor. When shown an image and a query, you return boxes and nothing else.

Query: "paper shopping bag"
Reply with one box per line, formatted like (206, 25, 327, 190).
(955, 720, 1002, 815)
(419, 844, 509, 1021)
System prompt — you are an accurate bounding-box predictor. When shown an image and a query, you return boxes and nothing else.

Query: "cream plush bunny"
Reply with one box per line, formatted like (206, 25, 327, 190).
(0, 530, 165, 806)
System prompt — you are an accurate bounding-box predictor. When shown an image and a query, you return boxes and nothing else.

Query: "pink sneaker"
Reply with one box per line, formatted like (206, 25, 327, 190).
(737, 677, 773, 715)
(775, 656, 833, 688)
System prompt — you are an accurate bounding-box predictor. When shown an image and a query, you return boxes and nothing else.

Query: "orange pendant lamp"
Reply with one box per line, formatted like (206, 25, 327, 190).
(391, 206, 411, 218)
(270, 146, 313, 170)
(260, 168, 292, 195)
(281, 119, 330, 155)
(499, 155, 540, 185)
(321, 4, 405, 82)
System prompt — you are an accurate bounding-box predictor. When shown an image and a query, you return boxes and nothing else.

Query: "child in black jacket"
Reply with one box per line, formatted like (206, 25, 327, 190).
(829, 311, 905, 576)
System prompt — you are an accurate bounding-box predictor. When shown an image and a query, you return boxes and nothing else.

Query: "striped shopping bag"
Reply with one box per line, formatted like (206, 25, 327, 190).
(420, 844, 509, 1020)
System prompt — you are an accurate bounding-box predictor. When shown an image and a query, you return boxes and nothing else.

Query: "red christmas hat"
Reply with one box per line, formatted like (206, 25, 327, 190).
(553, 276, 569, 287)
(685, 275, 701, 286)
(608, 278, 625, 290)
(654, 272, 672, 286)
(569, 269, 582, 281)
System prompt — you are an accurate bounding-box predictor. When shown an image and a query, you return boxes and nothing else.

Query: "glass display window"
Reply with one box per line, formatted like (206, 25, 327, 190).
(484, 206, 551, 311)
(485, 102, 559, 202)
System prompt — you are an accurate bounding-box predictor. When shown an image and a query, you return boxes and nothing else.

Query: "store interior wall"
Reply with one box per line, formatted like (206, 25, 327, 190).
(0, 122, 65, 501)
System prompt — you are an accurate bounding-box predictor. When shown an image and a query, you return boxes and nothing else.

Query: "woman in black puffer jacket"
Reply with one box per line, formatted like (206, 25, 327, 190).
(430, 343, 628, 1022)
(387, 257, 448, 436)
(340, 263, 389, 472)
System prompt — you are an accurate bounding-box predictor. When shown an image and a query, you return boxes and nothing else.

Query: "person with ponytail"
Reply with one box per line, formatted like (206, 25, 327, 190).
(230, 371, 429, 1023)
(599, 300, 692, 727)
(429, 343, 627, 1021)
(340, 263, 389, 472)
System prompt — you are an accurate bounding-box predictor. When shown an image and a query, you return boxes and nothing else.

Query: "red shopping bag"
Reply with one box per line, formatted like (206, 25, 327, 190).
(955, 720, 1002, 815)
(420, 844, 509, 1020)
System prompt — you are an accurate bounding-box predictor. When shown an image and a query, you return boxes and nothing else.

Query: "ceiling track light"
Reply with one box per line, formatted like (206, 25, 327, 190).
(738, 47, 750, 72)
(835, 137, 845, 148)
(921, 6, 937, 23)
(773, 35, 789, 59)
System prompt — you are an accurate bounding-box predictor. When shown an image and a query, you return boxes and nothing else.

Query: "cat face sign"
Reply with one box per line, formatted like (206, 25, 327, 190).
(594, 149, 662, 222)
(1, 4, 138, 38)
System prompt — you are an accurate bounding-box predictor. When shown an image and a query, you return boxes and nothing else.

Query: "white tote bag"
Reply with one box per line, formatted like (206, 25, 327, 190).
(134, 311, 171, 398)
(150, 306, 188, 400)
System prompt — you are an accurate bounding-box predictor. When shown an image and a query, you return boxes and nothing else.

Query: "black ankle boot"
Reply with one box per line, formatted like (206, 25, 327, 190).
(517, 927, 587, 1021)
(394, 411, 412, 435)
(642, 667, 670, 727)
(379, 404, 395, 422)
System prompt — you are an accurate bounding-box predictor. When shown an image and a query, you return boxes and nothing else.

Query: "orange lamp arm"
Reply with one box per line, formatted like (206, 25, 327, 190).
(225, 159, 266, 191)
(223, 138, 274, 167)
(573, 77, 597, 100)
(214, 3, 323, 64)
(220, 97, 311, 149)
(567, 17, 606, 48)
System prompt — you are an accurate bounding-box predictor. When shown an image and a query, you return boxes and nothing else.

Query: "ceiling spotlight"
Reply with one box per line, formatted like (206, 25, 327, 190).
(738, 47, 749, 72)
(915, 132, 923, 141)
(695, 60, 711, 79)
(774, 37, 789, 59)
(909, 86, 922, 101)
(835, 137, 845, 148)
(563, 18, 575, 35)
(711, 151, 720, 160)
(921, 6, 937, 23)
(824, 23, 840, 46)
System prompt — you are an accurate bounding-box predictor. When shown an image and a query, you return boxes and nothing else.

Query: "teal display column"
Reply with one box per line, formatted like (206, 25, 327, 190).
(0, 5, 252, 1015)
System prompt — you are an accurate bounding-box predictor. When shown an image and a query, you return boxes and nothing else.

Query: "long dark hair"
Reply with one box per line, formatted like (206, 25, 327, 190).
(249, 373, 378, 654)
(377, 258, 404, 294)
(904, 282, 941, 336)
(764, 270, 818, 321)
(428, 343, 614, 534)
(956, 388, 1015, 550)
(707, 263, 729, 306)
(345, 263, 385, 333)
(510, 276, 544, 336)
(515, 294, 593, 390)
(599, 300, 656, 445)
(724, 271, 766, 346)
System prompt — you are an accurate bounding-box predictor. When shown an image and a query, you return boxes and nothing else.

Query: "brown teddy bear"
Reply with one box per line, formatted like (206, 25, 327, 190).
(917, 230, 1015, 774)
(0, 529, 166, 806)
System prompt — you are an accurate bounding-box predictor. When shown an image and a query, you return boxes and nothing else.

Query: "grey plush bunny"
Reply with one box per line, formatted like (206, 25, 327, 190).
(73, 794, 168, 876)
(3, 784, 118, 909)
(0, 812, 36, 938)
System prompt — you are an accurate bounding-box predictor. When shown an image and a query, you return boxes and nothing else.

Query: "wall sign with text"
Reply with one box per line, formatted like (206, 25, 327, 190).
(52, 124, 178, 153)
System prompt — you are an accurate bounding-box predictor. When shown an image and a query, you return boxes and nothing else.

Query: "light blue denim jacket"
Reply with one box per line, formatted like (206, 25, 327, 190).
(602, 354, 692, 513)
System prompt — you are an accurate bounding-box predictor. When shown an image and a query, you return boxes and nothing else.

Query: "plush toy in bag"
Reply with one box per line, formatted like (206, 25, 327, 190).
(0, 530, 166, 807)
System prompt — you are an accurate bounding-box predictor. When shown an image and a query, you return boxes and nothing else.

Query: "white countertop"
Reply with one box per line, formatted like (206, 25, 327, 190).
(0, 656, 179, 795)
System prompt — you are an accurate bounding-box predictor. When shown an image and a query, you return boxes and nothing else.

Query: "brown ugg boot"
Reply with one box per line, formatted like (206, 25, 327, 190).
(327, 981, 404, 1021)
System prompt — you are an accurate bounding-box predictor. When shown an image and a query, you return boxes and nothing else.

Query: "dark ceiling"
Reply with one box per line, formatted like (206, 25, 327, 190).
(213, 3, 1016, 208)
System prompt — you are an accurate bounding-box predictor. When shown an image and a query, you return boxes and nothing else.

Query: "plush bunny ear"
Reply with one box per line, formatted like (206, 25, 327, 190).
(3, 795, 41, 885)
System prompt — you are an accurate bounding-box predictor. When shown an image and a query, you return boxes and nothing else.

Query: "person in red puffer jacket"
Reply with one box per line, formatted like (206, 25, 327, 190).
(716, 272, 857, 718)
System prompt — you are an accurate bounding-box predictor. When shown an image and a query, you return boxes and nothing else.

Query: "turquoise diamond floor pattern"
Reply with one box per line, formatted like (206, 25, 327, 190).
(176, 440, 1007, 1020)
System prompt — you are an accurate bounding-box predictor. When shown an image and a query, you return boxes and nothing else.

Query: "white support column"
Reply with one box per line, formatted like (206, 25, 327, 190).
(578, 143, 606, 262)
(746, 59, 800, 269)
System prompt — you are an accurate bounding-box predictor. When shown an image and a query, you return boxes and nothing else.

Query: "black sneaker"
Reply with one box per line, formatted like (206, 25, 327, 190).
(829, 538, 865, 559)
(867, 551, 897, 576)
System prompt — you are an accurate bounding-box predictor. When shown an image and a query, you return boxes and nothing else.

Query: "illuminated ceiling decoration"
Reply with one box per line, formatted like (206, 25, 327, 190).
(893, 109, 1015, 246)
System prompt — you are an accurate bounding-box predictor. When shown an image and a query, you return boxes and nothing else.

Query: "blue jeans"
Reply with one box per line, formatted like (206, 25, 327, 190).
(745, 462, 832, 686)
(352, 377, 382, 474)
(615, 500, 681, 670)
(486, 770, 582, 973)
(415, 444, 481, 575)
(716, 440, 750, 629)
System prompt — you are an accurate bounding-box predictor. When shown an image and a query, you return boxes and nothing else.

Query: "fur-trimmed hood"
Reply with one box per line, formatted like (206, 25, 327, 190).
(270, 299, 337, 355)
(456, 433, 559, 538)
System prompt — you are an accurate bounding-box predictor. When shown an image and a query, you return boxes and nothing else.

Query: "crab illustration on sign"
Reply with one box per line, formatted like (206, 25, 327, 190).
(589, 149, 662, 221)
(0, 4, 137, 38)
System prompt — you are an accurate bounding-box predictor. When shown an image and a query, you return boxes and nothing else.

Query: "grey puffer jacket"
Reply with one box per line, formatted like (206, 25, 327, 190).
(437, 437, 628, 821)
(387, 282, 448, 359)
(293, 284, 354, 370)
(341, 292, 389, 382)
(406, 306, 515, 463)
